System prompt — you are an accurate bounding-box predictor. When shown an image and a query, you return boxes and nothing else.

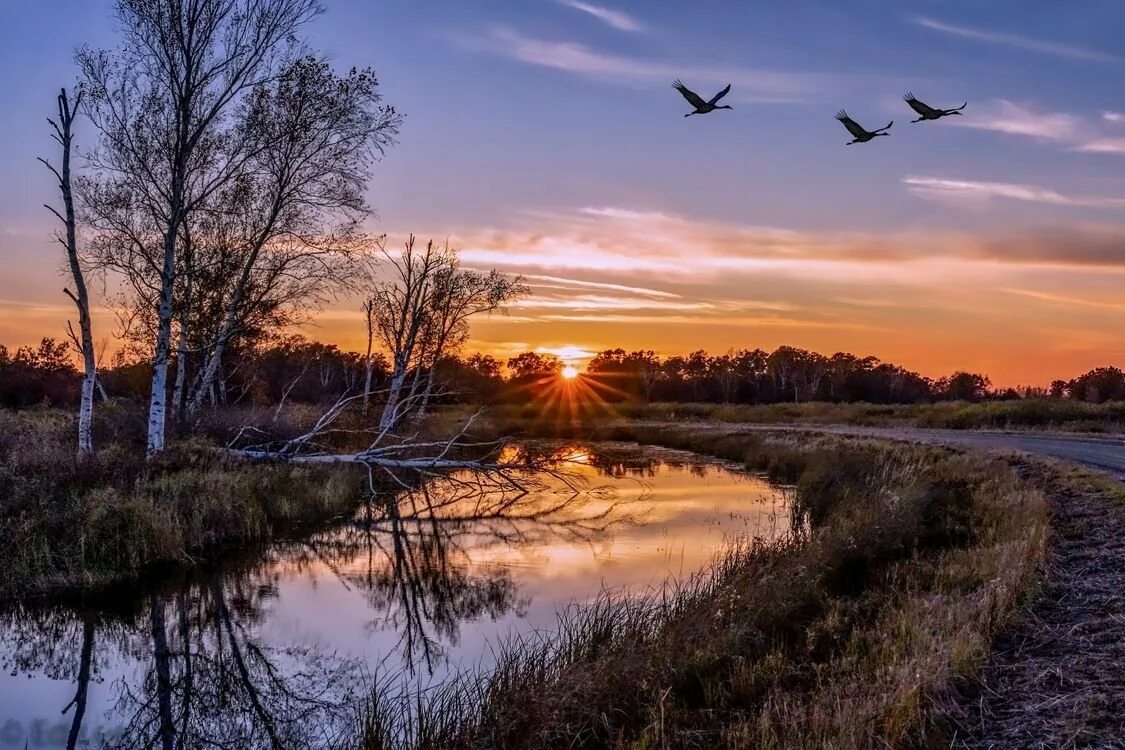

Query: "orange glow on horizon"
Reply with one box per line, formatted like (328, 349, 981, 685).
(562, 365, 579, 379)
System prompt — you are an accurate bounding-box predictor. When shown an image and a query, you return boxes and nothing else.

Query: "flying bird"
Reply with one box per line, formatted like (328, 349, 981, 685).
(673, 80, 733, 117)
(903, 92, 967, 122)
(835, 110, 892, 144)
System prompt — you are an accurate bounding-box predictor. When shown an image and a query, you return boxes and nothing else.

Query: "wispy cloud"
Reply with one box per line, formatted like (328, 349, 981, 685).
(456, 26, 835, 101)
(556, 1, 644, 32)
(949, 99, 1125, 155)
(449, 205, 1125, 286)
(904, 176, 1125, 209)
(1001, 288, 1125, 311)
(951, 100, 1081, 141)
(1073, 138, 1125, 155)
(908, 16, 1117, 63)
(536, 344, 598, 362)
(522, 274, 681, 299)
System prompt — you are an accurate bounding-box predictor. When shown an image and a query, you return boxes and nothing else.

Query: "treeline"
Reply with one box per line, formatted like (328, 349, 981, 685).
(5, 338, 1125, 409)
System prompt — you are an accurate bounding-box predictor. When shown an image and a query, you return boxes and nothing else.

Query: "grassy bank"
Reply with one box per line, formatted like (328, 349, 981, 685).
(362, 426, 1049, 749)
(0, 408, 363, 599)
(483, 398, 1125, 432)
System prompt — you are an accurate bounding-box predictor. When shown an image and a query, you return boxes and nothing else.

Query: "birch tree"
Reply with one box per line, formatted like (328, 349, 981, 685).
(184, 57, 399, 418)
(79, 0, 323, 458)
(365, 238, 526, 430)
(40, 87, 97, 457)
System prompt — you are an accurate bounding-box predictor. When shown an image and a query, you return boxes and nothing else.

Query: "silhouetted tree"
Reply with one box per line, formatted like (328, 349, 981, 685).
(79, 0, 325, 457)
(41, 87, 96, 456)
(937, 372, 992, 402)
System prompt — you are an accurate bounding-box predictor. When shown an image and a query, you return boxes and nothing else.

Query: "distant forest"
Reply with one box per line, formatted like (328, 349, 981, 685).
(1, 336, 1119, 409)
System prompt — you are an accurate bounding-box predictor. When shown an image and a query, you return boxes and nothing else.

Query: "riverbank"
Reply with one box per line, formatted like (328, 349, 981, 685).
(0, 409, 363, 599)
(362, 425, 1051, 749)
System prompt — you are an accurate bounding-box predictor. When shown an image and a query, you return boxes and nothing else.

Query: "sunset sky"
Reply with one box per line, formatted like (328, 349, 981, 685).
(3, 1, 1125, 385)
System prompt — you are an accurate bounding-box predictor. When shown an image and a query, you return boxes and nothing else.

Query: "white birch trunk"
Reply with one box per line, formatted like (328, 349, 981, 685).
(147, 231, 178, 458)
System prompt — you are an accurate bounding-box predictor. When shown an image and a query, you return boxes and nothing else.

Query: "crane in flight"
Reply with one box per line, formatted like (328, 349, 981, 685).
(904, 92, 967, 122)
(835, 110, 892, 144)
(673, 80, 733, 117)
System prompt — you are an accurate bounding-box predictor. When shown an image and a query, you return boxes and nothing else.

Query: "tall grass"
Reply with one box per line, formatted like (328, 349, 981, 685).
(0, 408, 363, 598)
(360, 428, 1048, 749)
(482, 398, 1125, 432)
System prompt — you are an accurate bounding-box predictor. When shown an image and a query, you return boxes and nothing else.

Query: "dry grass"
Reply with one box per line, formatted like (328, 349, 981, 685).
(481, 399, 1125, 433)
(360, 427, 1049, 749)
(0, 408, 363, 598)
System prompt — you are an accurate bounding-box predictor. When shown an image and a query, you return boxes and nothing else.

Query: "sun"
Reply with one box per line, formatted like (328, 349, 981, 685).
(562, 365, 580, 380)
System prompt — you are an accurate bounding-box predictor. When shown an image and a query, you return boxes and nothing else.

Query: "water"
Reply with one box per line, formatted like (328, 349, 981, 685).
(0, 442, 789, 748)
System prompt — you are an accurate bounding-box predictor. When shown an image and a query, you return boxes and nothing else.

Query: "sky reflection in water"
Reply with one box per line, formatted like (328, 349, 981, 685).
(0, 441, 789, 748)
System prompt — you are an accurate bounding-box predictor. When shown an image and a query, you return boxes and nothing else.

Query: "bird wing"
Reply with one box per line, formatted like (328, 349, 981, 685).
(707, 83, 732, 105)
(835, 110, 869, 138)
(673, 80, 708, 109)
(903, 92, 939, 117)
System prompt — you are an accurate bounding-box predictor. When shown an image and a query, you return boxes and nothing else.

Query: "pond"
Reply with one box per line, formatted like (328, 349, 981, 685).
(0, 441, 790, 748)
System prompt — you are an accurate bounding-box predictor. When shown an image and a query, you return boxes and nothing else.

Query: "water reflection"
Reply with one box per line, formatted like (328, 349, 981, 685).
(1, 585, 366, 748)
(0, 442, 787, 749)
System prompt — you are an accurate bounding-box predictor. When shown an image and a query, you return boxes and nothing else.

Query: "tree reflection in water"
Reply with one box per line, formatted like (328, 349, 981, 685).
(286, 453, 626, 673)
(0, 451, 630, 748)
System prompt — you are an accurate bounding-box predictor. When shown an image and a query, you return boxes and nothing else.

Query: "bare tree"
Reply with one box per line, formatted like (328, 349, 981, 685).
(41, 87, 96, 457)
(367, 236, 450, 431)
(414, 259, 527, 419)
(365, 237, 526, 431)
(79, 0, 323, 458)
(184, 57, 400, 419)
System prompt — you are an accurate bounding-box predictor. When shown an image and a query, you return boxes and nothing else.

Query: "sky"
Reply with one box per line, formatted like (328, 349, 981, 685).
(2, 0, 1125, 386)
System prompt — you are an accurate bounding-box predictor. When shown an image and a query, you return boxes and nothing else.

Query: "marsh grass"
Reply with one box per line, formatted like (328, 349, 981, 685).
(481, 398, 1125, 432)
(360, 428, 1048, 749)
(0, 408, 362, 598)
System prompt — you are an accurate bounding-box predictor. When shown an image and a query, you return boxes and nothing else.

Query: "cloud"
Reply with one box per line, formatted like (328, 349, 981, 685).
(536, 344, 597, 362)
(904, 176, 1125, 209)
(556, 1, 644, 32)
(949, 99, 1125, 155)
(521, 274, 681, 299)
(1000, 288, 1125, 311)
(515, 293, 717, 312)
(452, 205, 1125, 278)
(908, 16, 1117, 63)
(457, 26, 835, 101)
(950, 100, 1081, 142)
(1073, 138, 1125, 155)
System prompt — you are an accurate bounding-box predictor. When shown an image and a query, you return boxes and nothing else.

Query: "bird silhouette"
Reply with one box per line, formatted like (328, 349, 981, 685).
(904, 92, 967, 122)
(835, 110, 892, 144)
(673, 80, 733, 117)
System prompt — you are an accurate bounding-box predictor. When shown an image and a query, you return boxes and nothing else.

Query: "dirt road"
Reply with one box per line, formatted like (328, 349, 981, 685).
(739, 423, 1125, 479)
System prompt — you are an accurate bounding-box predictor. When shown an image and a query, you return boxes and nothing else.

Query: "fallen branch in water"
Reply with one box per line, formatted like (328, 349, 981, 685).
(225, 396, 590, 494)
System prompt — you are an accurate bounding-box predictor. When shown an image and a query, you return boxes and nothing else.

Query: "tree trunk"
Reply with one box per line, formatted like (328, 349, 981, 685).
(147, 209, 182, 458)
(150, 596, 176, 750)
(379, 365, 408, 430)
(363, 301, 375, 414)
(64, 617, 95, 750)
(416, 365, 437, 419)
(45, 88, 96, 457)
(186, 263, 247, 416)
(171, 316, 189, 435)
